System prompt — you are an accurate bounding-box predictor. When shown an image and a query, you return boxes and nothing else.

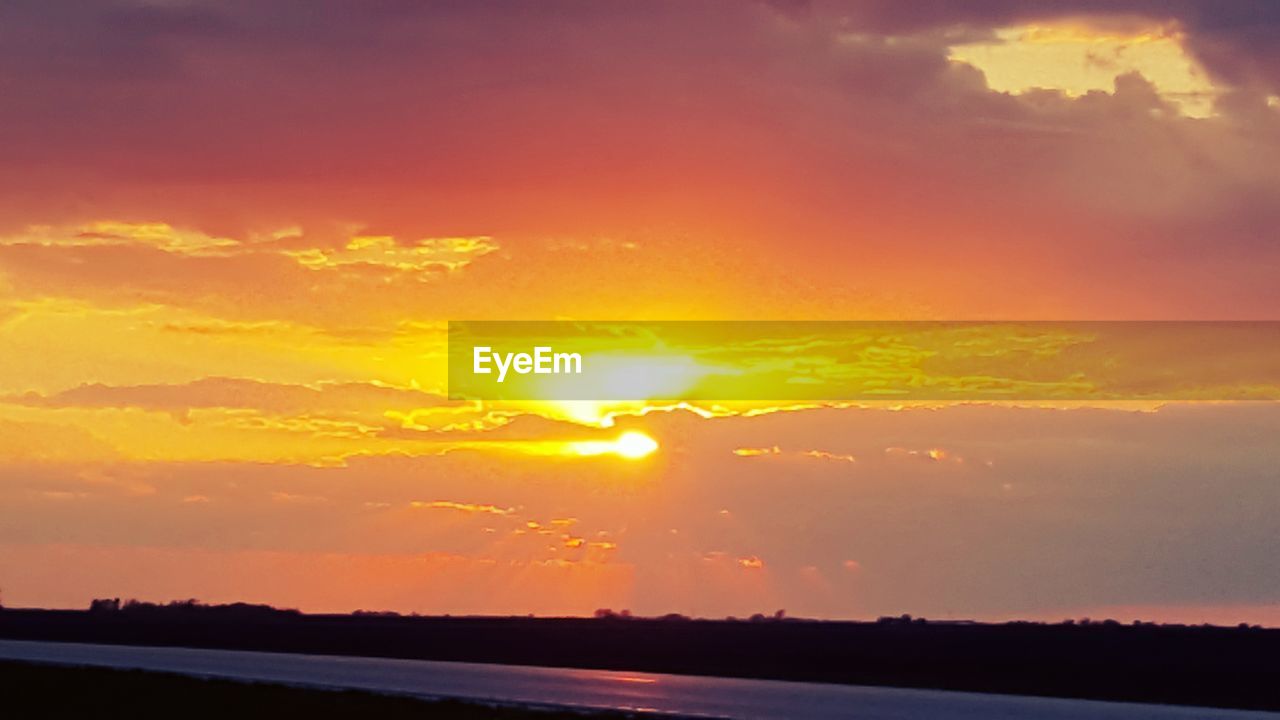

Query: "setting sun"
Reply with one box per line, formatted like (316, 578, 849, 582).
(571, 431, 660, 460)
(614, 431, 659, 459)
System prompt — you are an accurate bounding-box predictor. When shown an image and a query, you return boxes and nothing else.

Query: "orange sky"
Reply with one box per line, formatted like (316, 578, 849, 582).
(1, 0, 1279, 623)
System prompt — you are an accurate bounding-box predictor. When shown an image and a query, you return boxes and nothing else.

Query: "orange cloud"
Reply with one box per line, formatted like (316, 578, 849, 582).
(409, 501, 514, 516)
(733, 446, 781, 457)
(802, 450, 856, 463)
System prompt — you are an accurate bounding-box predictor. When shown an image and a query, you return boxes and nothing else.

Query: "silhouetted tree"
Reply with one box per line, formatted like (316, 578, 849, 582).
(88, 598, 121, 613)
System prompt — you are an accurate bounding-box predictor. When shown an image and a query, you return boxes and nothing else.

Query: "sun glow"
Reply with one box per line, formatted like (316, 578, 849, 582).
(572, 431, 659, 460)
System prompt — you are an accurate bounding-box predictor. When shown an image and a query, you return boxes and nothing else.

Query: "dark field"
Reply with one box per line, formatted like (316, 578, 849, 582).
(3, 605, 1279, 711)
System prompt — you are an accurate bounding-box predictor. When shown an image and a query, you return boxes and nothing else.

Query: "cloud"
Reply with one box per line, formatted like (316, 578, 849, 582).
(801, 449, 856, 463)
(733, 445, 856, 463)
(287, 235, 497, 274)
(3, 377, 446, 419)
(948, 21, 1221, 117)
(0, 222, 497, 274)
(1, 403, 1278, 619)
(733, 446, 781, 457)
(409, 500, 515, 517)
(0, 2, 1278, 320)
(0, 418, 121, 463)
(1, 221, 239, 254)
(884, 446, 962, 463)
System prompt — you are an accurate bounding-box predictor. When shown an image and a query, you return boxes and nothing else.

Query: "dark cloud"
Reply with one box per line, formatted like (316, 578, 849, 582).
(0, 0, 1278, 318)
(813, 1, 1280, 88)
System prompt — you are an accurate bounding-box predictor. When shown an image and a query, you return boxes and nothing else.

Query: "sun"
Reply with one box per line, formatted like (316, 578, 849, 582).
(570, 430, 660, 460)
(614, 431, 659, 459)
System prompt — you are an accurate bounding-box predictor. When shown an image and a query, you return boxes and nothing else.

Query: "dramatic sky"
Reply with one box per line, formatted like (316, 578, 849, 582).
(1, 0, 1279, 623)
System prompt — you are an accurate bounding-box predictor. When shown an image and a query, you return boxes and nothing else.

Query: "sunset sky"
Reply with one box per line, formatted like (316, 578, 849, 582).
(1, 0, 1279, 624)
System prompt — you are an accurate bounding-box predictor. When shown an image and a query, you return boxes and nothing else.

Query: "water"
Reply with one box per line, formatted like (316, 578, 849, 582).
(0, 639, 1275, 719)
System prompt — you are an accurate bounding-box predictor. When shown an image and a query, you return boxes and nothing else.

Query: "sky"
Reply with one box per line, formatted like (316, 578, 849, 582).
(1, 0, 1278, 623)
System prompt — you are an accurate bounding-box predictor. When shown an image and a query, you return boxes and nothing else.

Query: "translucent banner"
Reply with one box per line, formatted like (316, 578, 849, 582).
(447, 321, 1280, 401)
